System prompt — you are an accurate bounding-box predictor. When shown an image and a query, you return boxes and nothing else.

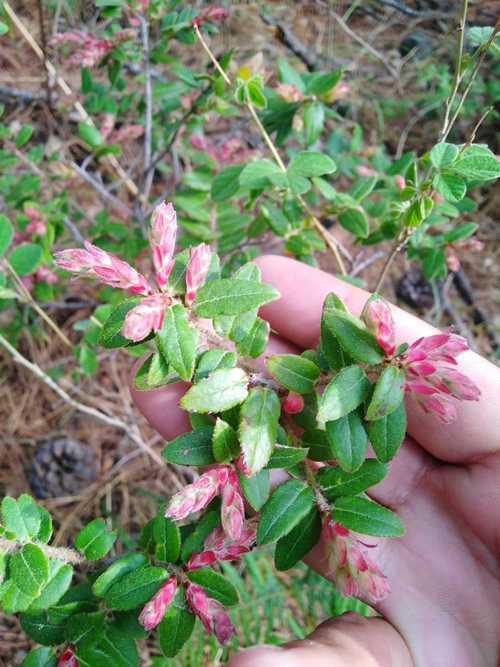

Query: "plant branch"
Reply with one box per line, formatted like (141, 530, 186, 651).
(0, 537, 84, 565)
(193, 24, 348, 275)
(140, 14, 154, 207)
(373, 229, 411, 294)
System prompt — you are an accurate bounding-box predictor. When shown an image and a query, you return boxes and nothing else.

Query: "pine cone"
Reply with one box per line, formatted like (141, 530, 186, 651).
(30, 438, 98, 499)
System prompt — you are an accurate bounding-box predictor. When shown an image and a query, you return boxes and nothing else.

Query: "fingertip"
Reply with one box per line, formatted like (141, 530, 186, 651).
(130, 375, 191, 441)
(227, 646, 285, 667)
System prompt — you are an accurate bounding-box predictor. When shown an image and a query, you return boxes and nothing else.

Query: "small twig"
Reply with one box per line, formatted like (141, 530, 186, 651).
(194, 24, 348, 275)
(0, 333, 165, 467)
(350, 250, 386, 277)
(68, 161, 132, 219)
(459, 106, 493, 154)
(5, 261, 72, 348)
(36, 0, 52, 108)
(373, 229, 411, 293)
(139, 14, 154, 210)
(0, 537, 83, 565)
(0, 85, 45, 102)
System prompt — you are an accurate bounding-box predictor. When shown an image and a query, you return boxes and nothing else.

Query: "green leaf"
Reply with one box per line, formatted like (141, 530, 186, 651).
(321, 310, 384, 364)
(134, 352, 174, 391)
(163, 427, 215, 466)
(99, 298, 141, 349)
(274, 508, 321, 570)
(76, 627, 139, 667)
(338, 208, 369, 238)
(239, 387, 281, 475)
(278, 58, 305, 90)
(0, 21, 10, 37)
(9, 243, 42, 276)
(180, 508, 220, 563)
(79, 122, 104, 149)
(366, 365, 405, 420)
(452, 152, 500, 181)
(180, 368, 248, 414)
(194, 279, 279, 317)
(36, 507, 52, 544)
(92, 553, 148, 597)
(0, 215, 14, 257)
(266, 445, 308, 469)
(28, 561, 73, 611)
(195, 349, 237, 381)
(21, 647, 57, 667)
(239, 159, 283, 189)
(75, 518, 117, 561)
(318, 459, 388, 499)
(159, 591, 195, 658)
(65, 611, 105, 646)
(152, 517, 181, 563)
(16, 124, 35, 148)
(443, 222, 477, 244)
(187, 568, 238, 606)
(211, 165, 244, 201)
(430, 143, 459, 168)
(288, 151, 336, 178)
(157, 305, 198, 381)
(366, 399, 407, 462)
(307, 70, 342, 95)
(333, 496, 404, 537)
(237, 317, 270, 358)
(2, 580, 33, 614)
(326, 410, 368, 472)
(257, 480, 315, 545)
(20, 611, 65, 645)
(11, 544, 49, 597)
(105, 566, 168, 610)
(317, 366, 371, 424)
(238, 469, 270, 511)
(212, 418, 240, 462)
(303, 102, 324, 146)
(319, 295, 348, 371)
(435, 172, 466, 203)
(267, 354, 320, 394)
(1, 494, 41, 540)
(302, 428, 332, 461)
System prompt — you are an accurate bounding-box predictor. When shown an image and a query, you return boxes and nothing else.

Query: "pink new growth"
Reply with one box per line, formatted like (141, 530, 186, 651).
(323, 519, 390, 603)
(58, 648, 79, 667)
(165, 467, 230, 521)
(51, 30, 135, 68)
(122, 294, 170, 342)
(186, 243, 212, 306)
(186, 583, 236, 644)
(193, 5, 230, 27)
(221, 470, 245, 541)
(150, 202, 177, 290)
(362, 296, 396, 358)
(187, 522, 257, 570)
(138, 576, 178, 631)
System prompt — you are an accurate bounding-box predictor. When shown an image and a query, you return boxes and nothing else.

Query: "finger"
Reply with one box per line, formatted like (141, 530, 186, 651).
(130, 333, 298, 442)
(227, 613, 412, 667)
(255, 255, 500, 463)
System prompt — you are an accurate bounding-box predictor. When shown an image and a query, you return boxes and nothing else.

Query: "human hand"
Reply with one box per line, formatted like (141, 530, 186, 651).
(131, 256, 500, 667)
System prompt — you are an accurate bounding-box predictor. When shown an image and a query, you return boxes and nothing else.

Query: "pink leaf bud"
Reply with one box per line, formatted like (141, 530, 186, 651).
(187, 550, 218, 571)
(138, 576, 178, 631)
(122, 294, 169, 342)
(36, 266, 58, 285)
(165, 467, 230, 521)
(185, 243, 212, 307)
(186, 583, 236, 644)
(100, 113, 116, 140)
(194, 5, 230, 27)
(395, 175, 406, 190)
(445, 247, 460, 273)
(282, 391, 304, 414)
(221, 471, 245, 542)
(362, 295, 396, 357)
(150, 202, 177, 290)
(276, 83, 305, 103)
(58, 648, 79, 667)
(357, 165, 378, 178)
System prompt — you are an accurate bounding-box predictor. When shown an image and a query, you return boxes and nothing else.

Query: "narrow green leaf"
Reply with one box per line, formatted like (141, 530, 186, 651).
(333, 496, 404, 537)
(92, 553, 148, 597)
(239, 387, 281, 475)
(152, 517, 181, 563)
(212, 418, 240, 462)
(238, 469, 270, 511)
(317, 366, 371, 424)
(194, 279, 279, 317)
(180, 368, 248, 414)
(366, 399, 407, 462)
(267, 354, 320, 394)
(159, 591, 195, 658)
(28, 561, 73, 611)
(163, 427, 215, 466)
(105, 566, 168, 610)
(157, 304, 198, 381)
(274, 508, 322, 570)
(237, 317, 269, 358)
(366, 366, 405, 420)
(257, 480, 315, 545)
(266, 445, 308, 469)
(322, 310, 384, 364)
(79, 122, 104, 149)
(326, 410, 368, 472)
(187, 568, 239, 606)
(75, 518, 117, 561)
(195, 349, 236, 381)
(318, 459, 388, 499)
(338, 208, 369, 238)
(11, 544, 49, 597)
(134, 352, 174, 391)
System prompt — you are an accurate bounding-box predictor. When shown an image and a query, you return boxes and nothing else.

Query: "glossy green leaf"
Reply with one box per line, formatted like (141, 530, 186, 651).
(157, 304, 198, 381)
(92, 553, 148, 597)
(20, 611, 65, 646)
(257, 480, 315, 545)
(28, 561, 73, 611)
(322, 310, 384, 364)
(212, 418, 240, 462)
(366, 399, 407, 462)
(187, 568, 239, 606)
(302, 428, 332, 461)
(288, 151, 336, 178)
(99, 298, 141, 349)
(16, 124, 35, 148)
(105, 566, 168, 610)
(180, 368, 248, 414)
(239, 387, 281, 475)
(333, 496, 404, 537)
(79, 122, 104, 149)
(11, 544, 49, 597)
(134, 352, 174, 391)
(238, 469, 270, 511)
(195, 349, 236, 381)
(318, 459, 388, 499)
(21, 647, 57, 667)
(317, 366, 371, 424)
(366, 365, 405, 420)
(306, 70, 342, 95)
(75, 518, 117, 561)
(76, 627, 139, 667)
(152, 517, 181, 563)
(159, 591, 195, 658)
(274, 508, 321, 570)
(1, 494, 41, 541)
(267, 354, 320, 394)
(163, 427, 215, 466)
(65, 611, 105, 646)
(266, 445, 308, 469)
(194, 279, 279, 317)
(180, 508, 220, 563)
(303, 101, 324, 146)
(326, 410, 368, 472)
(237, 317, 270, 358)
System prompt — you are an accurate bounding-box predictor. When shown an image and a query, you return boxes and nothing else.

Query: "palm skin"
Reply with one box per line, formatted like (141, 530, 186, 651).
(131, 256, 500, 667)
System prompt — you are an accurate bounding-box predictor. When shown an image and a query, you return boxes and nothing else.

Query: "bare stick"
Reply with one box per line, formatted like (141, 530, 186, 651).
(0, 333, 165, 468)
(194, 24, 348, 275)
(68, 161, 132, 219)
(140, 14, 154, 207)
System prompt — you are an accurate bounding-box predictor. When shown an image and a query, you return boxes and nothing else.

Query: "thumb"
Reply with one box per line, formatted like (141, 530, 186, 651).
(227, 613, 412, 667)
